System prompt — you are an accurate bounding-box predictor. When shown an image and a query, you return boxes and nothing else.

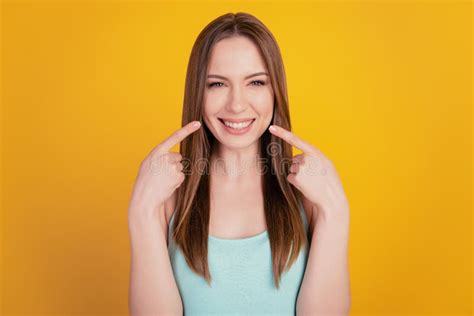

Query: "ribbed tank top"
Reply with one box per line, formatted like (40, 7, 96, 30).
(167, 200, 310, 316)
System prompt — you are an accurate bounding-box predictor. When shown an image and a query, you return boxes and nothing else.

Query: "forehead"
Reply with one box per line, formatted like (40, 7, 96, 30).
(207, 36, 267, 76)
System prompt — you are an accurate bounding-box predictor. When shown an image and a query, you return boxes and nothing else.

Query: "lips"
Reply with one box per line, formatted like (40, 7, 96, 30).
(218, 118, 256, 135)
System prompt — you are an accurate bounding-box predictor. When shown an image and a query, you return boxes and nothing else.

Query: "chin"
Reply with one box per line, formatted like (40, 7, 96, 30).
(217, 138, 259, 150)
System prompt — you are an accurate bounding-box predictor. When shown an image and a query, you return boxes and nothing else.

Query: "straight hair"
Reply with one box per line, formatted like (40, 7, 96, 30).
(171, 12, 307, 289)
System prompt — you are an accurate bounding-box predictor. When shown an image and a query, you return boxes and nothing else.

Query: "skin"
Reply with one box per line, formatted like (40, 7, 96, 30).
(128, 120, 201, 315)
(147, 35, 351, 314)
(165, 35, 281, 238)
(268, 124, 351, 315)
(200, 35, 276, 237)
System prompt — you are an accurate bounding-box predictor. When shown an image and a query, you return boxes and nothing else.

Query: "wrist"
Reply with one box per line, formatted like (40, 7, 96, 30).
(315, 201, 350, 228)
(128, 203, 164, 227)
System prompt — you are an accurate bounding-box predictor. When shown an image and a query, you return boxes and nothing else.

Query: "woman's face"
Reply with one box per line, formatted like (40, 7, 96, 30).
(203, 36, 274, 151)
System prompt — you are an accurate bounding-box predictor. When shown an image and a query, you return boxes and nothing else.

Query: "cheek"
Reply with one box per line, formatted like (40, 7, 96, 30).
(202, 108, 214, 132)
(250, 86, 273, 102)
(202, 97, 222, 133)
(203, 95, 217, 118)
(203, 93, 224, 116)
(254, 91, 274, 119)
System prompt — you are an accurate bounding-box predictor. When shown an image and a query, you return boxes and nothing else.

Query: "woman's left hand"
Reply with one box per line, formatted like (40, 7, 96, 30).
(268, 124, 350, 224)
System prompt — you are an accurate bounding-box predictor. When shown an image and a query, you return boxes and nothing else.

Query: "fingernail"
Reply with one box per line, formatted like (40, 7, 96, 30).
(193, 121, 201, 128)
(269, 125, 275, 132)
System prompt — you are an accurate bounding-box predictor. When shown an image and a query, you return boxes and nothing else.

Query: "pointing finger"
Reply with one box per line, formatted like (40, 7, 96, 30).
(158, 121, 201, 153)
(268, 125, 314, 153)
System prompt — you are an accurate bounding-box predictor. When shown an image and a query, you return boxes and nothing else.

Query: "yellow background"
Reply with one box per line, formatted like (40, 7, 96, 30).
(1, 1, 472, 315)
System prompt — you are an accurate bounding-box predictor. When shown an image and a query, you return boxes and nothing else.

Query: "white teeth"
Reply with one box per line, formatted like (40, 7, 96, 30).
(222, 120, 253, 129)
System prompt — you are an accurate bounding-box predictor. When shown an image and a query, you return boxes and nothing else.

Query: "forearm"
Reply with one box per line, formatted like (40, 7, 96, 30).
(297, 208, 351, 316)
(128, 208, 183, 316)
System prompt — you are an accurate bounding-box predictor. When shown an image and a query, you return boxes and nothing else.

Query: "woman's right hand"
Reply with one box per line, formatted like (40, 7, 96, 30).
(128, 120, 201, 220)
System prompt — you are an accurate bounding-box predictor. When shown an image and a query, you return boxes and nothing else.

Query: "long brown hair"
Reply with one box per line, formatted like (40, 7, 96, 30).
(171, 12, 307, 289)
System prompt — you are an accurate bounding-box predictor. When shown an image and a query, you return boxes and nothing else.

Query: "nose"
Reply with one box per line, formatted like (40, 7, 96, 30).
(225, 85, 247, 114)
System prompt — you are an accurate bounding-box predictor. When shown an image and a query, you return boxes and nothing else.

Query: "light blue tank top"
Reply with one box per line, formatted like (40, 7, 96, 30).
(167, 200, 310, 315)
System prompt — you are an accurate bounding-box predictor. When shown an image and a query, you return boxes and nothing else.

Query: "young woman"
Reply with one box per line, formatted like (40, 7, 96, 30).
(128, 12, 351, 316)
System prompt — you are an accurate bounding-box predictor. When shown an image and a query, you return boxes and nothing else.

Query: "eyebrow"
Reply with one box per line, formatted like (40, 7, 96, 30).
(207, 72, 269, 80)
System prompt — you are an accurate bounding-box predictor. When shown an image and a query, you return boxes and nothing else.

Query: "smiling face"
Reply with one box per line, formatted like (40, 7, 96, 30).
(202, 35, 274, 151)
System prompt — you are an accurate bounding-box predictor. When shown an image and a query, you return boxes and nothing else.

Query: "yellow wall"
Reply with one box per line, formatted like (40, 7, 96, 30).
(1, 1, 471, 315)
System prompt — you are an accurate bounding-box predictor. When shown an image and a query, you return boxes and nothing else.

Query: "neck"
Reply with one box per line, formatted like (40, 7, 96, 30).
(210, 141, 263, 180)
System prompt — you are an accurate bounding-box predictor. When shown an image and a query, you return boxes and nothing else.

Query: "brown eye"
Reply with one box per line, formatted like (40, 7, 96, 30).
(208, 82, 224, 88)
(251, 80, 265, 86)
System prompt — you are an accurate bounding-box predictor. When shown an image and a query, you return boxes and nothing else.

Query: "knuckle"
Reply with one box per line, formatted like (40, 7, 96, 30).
(172, 152, 182, 161)
(325, 158, 335, 170)
(140, 157, 152, 170)
(173, 162, 182, 172)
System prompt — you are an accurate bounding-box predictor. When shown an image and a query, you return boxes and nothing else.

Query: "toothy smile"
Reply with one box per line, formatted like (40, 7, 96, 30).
(218, 118, 255, 130)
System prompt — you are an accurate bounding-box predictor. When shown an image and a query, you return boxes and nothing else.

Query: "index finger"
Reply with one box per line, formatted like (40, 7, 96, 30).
(158, 121, 201, 153)
(268, 124, 315, 153)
